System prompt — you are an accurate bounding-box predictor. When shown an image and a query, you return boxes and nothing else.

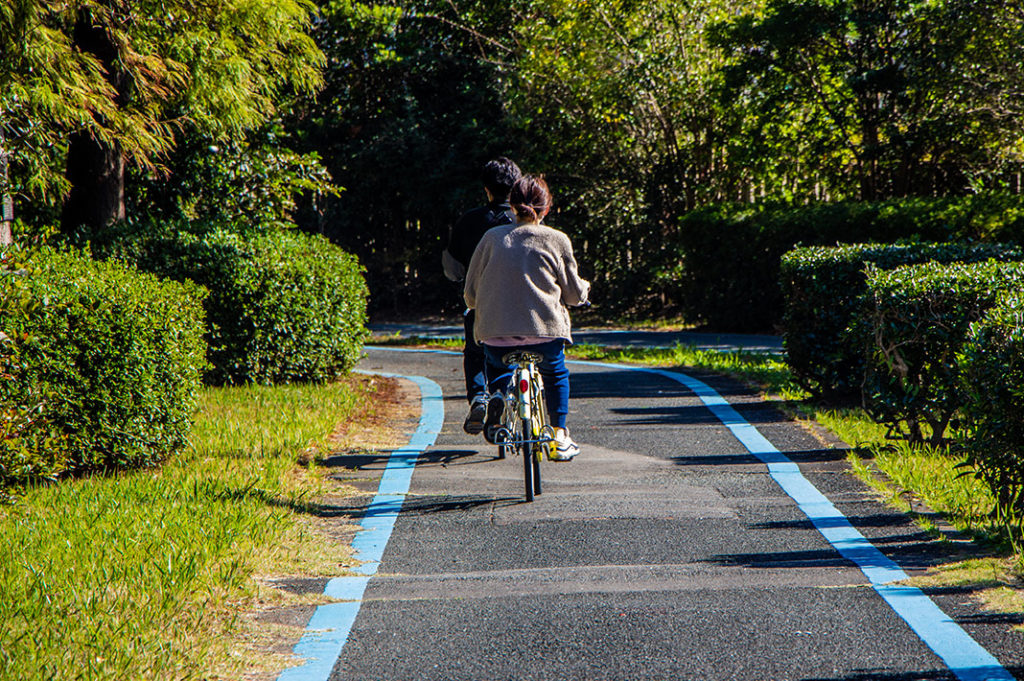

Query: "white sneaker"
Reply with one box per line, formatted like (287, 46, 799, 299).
(549, 427, 579, 461)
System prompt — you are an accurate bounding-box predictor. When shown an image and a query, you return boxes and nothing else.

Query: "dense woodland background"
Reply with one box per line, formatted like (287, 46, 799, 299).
(4, 0, 1024, 322)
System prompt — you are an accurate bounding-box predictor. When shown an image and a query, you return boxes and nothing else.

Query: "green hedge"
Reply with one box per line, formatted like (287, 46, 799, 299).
(665, 194, 1024, 331)
(0, 248, 207, 486)
(780, 242, 1022, 401)
(860, 260, 1024, 446)
(97, 223, 369, 385)
(959, 293, 1024, 531)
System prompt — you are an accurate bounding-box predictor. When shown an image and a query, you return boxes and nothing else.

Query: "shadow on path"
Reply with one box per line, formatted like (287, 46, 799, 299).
(799, 670, 962, 681)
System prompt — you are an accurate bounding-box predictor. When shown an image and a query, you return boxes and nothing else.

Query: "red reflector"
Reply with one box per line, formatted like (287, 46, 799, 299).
(519, 379, 529, 394)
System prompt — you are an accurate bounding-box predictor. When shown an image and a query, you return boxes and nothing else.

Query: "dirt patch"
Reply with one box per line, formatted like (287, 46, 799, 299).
(329, 374, 420, 452)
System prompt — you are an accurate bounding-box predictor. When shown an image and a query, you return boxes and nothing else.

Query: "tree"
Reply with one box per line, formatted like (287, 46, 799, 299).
(502, 0, 760, 311)
(1, 0, 325, 236)
(294, 0, 524, 313)
(126, 124, 338, 232)
(710, 0, 1024, 199)
(2, 0, 123, 237)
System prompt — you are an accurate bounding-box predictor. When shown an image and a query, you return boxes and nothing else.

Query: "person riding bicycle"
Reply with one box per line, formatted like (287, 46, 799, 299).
(443, 157, 522, 435)
(463, 174, 590, 460)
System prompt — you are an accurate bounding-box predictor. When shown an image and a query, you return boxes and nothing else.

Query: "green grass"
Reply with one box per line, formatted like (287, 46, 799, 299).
(813, 408, 999, 541)
(368, 333, 463, 350)
(370, 335, 800, 398)
(566, 343, 803, 399)
(0, 378, 375, 681)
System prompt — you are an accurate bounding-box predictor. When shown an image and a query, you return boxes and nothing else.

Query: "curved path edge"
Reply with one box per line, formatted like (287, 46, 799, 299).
(281, 348, 1013, 681)
(276, 370, 445, 681)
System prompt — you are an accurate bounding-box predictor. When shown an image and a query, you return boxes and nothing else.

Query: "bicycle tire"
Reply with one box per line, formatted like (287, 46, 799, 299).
(528, 385, 544, 497)
(521, 416, 534, 501)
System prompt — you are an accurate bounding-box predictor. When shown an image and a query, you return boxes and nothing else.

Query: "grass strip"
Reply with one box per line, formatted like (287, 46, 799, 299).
(369, 335, 800, 398)
(0, 376, 386, 681)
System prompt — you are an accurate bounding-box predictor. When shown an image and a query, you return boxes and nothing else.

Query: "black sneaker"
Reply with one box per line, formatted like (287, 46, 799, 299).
(483, 394, 505, 444)
(463, 397, 488, 435)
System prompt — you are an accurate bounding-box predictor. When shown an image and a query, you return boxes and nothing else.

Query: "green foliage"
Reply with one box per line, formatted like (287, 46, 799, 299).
(97, 222, 370, 385)
(780, 242, 1022, 401)
(2, 0, 324, 222)
(504, 0, 758, 315)
(296, 0, 522, 314)
(0, 247, 207, 486)
(860, 260, 1024, 446)
(0, 250, 63, 487)
(127, 128, 340, 232)
(1, 1, 127, 205)
(711, 0, 1024, 199)
(665, 194, 1024, 330)
(959, 293, 1024, 547)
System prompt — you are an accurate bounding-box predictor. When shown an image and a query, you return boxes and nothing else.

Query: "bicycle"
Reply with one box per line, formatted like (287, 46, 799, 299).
(491, 350, 556, 502)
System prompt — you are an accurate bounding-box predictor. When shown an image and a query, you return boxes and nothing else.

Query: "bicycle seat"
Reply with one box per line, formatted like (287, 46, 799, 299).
(502, 351, 545, 366)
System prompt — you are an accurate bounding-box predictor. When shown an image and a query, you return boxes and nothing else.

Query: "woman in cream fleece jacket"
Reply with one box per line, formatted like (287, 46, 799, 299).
(464, 175, 590, 460)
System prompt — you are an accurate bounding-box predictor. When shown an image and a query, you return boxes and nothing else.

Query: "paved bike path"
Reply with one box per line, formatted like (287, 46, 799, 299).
(369, 322, 784, 353)
(314, 348, 1021, 680)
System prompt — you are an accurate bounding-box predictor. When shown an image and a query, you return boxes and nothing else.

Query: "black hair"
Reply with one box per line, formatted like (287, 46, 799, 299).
(510, 175, 552, 223)
(481, 157, 522, 200)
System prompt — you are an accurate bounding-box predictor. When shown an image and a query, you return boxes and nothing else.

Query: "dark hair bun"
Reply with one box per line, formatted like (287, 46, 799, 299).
(510, 175, 552, 223)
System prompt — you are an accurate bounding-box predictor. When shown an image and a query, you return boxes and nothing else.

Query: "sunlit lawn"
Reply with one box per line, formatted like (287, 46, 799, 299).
(0, 377, 382, 681)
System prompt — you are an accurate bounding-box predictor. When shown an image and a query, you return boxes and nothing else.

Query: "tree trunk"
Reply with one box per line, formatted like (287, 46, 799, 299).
(60, 8, 127, 235)
(0, 196, 11, 246)
(1, 124, 12, 246)
(61, 133, 126, 234)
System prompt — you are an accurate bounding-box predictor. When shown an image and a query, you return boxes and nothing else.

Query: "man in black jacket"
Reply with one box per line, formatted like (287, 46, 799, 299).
(442, 157, 522, 434)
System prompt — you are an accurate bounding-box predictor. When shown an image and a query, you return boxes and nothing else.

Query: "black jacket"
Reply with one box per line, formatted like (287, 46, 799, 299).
(444, 200, 515, 277)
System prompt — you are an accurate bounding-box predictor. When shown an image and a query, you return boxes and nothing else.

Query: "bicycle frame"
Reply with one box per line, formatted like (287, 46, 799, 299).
(493, 351, 554, 501)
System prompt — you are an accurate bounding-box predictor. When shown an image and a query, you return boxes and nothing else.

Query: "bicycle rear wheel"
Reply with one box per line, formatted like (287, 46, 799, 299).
(521, 416, 535, 502)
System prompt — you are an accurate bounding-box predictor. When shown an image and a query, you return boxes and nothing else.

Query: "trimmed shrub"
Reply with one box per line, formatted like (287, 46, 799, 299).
(96, 223, 369, 385)
(665, 194, 1024, 331)
(780, 242, 1022, 401)
(0, 248, 207, 485)
(959, 293, 1024, 536)
(860, 260, 1024, 446)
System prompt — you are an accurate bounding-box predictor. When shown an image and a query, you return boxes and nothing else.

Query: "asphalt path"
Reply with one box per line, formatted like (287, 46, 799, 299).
(292, 347, 1022, 681)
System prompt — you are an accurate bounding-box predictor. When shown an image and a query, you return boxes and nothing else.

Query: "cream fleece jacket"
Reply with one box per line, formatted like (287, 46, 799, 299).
(464, 221, 590, 343)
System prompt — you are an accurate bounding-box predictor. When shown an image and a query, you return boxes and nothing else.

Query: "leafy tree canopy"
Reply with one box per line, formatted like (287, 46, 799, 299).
(709, 0, 1024, 198)
(1, 0, 324, 217)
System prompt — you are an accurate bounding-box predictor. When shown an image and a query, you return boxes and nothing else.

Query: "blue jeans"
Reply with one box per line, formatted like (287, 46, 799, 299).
(463, 310, 487, 404)
(483, 339, 569, 429)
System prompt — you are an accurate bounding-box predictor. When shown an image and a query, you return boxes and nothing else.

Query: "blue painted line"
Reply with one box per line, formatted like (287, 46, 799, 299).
(570, 359, 1013, 681)
(357, 348, 1012, 680)
(277, 371, 444, 681)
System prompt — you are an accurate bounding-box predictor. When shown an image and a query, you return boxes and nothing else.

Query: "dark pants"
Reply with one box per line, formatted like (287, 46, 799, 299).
(483, 339, 569, 429)
(463, 309, 487, 405)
